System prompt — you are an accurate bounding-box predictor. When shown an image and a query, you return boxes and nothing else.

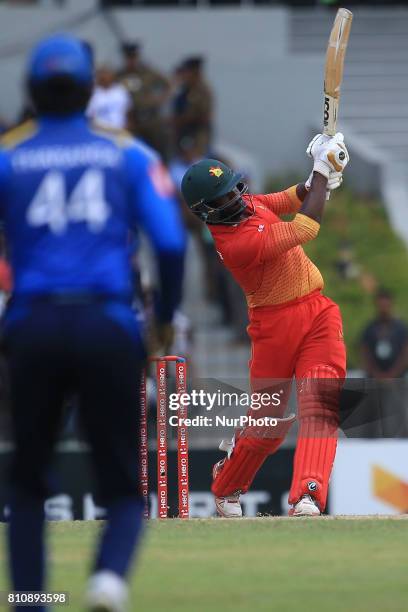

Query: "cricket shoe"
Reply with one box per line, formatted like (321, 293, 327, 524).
(85, 570, 128, 612)
(288, 494, 321, 517)
(213, 458, 243, 518)
(215, 494, 243, 518)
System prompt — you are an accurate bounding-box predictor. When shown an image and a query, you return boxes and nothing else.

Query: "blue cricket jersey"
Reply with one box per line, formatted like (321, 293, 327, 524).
(0, 114, 186, 322)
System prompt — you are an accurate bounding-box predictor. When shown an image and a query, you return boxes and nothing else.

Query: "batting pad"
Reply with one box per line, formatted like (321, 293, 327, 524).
(289, 365, 342, 510)
(212, 434, 286, 497)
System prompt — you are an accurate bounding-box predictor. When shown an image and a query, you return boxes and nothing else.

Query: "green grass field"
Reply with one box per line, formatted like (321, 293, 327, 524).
(1, 518, 408, 611)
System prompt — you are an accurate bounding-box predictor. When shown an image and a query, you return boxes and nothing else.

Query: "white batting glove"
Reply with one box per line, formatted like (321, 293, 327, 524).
(306, 132, 350, 179)
(327, 171, 343, 191)
(305, 170, 343, 192)
(306, 133, 332, 156)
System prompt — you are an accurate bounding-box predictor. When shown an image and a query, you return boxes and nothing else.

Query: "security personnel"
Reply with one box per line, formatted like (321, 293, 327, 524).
(172, 56, 213, 158)
(0, 34, 185, 611)
(118, 41, 170, 159)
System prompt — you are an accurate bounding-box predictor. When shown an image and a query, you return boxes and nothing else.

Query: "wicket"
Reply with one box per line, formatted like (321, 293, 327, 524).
(140, 355, 189, 519)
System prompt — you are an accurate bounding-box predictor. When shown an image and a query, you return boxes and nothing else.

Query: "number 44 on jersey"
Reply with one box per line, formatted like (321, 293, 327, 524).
(27, 168, 111, 235)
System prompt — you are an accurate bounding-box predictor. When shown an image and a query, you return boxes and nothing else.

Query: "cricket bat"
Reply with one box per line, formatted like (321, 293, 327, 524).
(323, 8, 353, 136)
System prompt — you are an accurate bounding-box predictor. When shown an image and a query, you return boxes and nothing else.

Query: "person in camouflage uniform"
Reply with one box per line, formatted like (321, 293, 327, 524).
(171, 56, 213, 159)
(118, 41, 170, 159)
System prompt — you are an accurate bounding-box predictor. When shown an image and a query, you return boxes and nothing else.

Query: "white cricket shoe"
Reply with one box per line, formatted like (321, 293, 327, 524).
(85, 570, 128, 612)
(289, 494, 321, 517)
(215, 494, 243, 518)
(212, 457, 243, 518)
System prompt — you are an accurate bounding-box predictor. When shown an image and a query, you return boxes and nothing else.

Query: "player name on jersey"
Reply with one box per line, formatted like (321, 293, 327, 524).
(11, 143, 121, 171)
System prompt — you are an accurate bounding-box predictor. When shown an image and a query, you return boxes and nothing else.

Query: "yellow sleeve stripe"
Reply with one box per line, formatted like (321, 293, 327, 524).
(284, 185, 302, 211)
(1, 120, 38, 150)
(293, 213, 320, 241)
(89, 122, 135, 149)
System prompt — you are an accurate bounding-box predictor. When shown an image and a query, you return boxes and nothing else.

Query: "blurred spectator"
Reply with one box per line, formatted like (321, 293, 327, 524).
(171, 56, 213, 159)
(360, 288, 408, 379)
(169, 135, 204, 208)
(87, 64, 131, 129)
(171, 310, 194, 363)
(118, 41, 170, 158)
(334, 240, 359, 280)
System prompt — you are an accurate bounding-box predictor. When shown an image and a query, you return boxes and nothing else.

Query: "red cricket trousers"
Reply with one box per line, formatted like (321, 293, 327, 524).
(248, 289, 345, 381)
(211, 290, 346, 511)
(249, 289, 346, 509)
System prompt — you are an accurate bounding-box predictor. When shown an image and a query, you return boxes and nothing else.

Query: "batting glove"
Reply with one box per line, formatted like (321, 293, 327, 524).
(306, 133, 332, 155)
(305, 170, 343, 192)
(306, 132, 350, 179)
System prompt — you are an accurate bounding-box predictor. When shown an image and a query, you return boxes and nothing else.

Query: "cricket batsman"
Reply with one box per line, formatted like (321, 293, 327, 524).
(181, 134, 349, 517)
(0, 35, 185, 611)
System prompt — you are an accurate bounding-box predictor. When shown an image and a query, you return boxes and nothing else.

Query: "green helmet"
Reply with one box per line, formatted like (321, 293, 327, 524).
(181, 158, 248, 224)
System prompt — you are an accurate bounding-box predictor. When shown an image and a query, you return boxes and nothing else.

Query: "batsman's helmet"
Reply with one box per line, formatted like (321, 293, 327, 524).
(181, 159, 248, 224)
(27, 34, 93, 115)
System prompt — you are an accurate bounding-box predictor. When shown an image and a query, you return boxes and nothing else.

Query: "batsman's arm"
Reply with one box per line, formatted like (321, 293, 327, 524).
(296, 183, 309, 201)
(259, 174, 327, 259)
(259, 213, 320, 261)
(221, 179, 324, 267)
(227, 209, 321, 268)
(299, 172, 328, 223)
(260, 184, 307, 217)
